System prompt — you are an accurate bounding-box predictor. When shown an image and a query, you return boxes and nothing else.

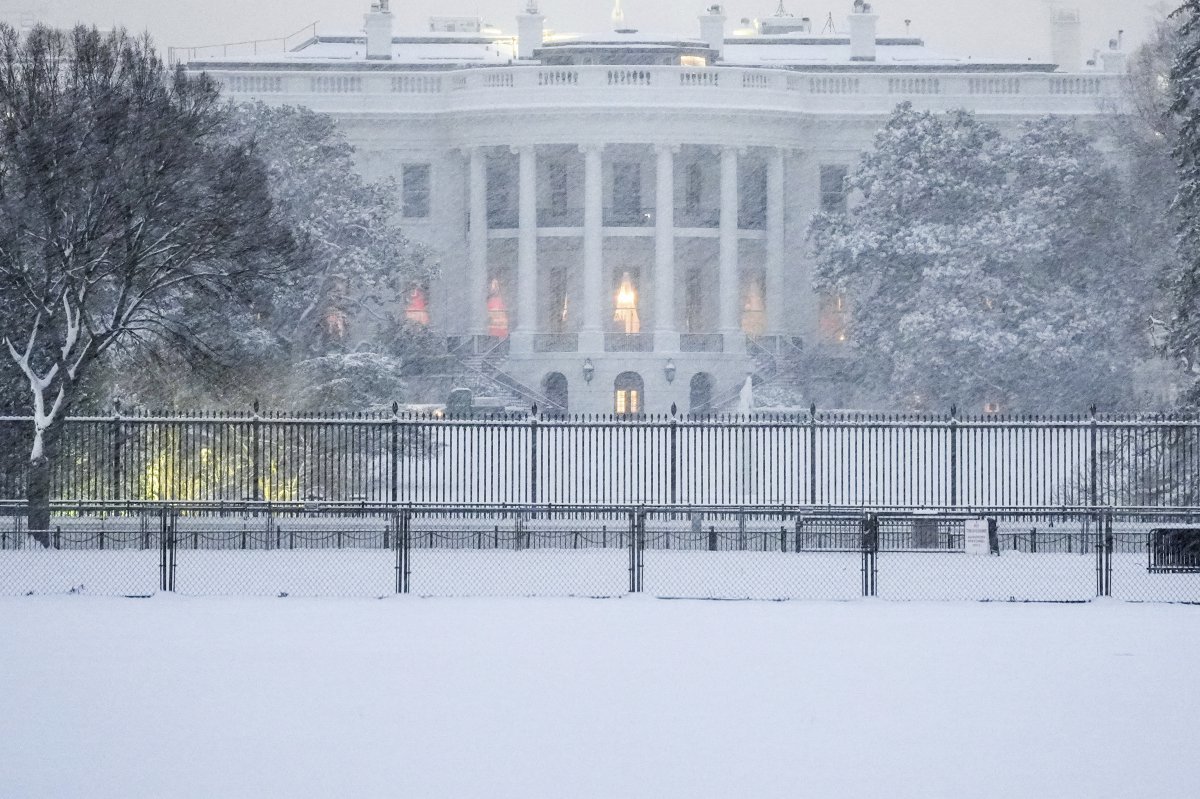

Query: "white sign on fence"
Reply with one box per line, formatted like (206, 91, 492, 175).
(965, 519, 991, 555)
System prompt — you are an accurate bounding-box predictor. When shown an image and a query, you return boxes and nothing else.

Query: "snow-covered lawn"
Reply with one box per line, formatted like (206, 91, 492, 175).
(0, 596, 1195, 798)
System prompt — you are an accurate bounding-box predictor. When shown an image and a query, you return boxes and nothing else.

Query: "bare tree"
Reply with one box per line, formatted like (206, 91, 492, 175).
(0, 24, 292, 540)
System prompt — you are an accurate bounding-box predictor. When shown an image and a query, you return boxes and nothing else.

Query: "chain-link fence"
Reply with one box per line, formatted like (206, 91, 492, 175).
(2, 503, 1198, 602)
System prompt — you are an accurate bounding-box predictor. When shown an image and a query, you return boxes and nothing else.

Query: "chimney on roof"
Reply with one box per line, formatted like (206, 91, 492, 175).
(364, 1, 393, 60)
(517, 2, 545, 60)
(848, 1, 877, 62)
(1050, 9, 1082, 72)
(1100, 31, 1127, 73)
(700, 5, 727, 61)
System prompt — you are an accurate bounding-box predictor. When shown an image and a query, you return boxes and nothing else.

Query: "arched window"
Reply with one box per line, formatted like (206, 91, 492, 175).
(614, 371, 644, 416)
(690, 372, 714, 416)
(542, 372, 568, 416)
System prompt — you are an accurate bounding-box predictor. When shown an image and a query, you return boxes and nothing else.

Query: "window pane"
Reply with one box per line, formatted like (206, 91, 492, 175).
(403, 163, 431, 218)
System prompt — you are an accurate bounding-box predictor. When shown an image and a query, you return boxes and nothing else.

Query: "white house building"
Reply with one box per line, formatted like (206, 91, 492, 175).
(184, 1, 1128, 415)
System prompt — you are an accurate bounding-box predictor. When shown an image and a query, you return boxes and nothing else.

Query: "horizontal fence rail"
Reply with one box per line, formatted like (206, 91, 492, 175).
(1, 502, 1197, 603)
(4, 411, 1200, 508)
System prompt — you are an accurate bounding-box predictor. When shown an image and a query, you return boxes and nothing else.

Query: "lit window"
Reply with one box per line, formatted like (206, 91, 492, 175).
(741, 275, 766, 335)
(613, 272, 640, 334)
(487, 278, 509, 338)
(819, 293, 848, 343)
(402, 163, 431, 218)
(614, 371, 644, 416)
(819, 165, 849, 214)
(680, 55, 707, 67)
(405, 287, 430, 326)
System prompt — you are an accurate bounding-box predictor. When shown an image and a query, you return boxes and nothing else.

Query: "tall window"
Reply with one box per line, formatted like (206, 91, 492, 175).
(612, 161, 642, 219)
(613, 271, 640, 334)
(819, 165, 849, 214)
(741, 275, 766, 335)
(818, 293, 848, 343)
(402, 163, 431, 218)
(739, 161, 767, 229)
(547, 159, 569, 210)
(487, 278, 509, 338)
(614, 372, 644, 416)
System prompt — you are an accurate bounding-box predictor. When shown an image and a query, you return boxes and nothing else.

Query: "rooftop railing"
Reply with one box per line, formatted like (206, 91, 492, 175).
(199, 64, 1124, 116)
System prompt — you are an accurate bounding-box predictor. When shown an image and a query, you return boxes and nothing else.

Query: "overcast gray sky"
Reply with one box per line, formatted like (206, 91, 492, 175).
(1, 1, 1173, 62)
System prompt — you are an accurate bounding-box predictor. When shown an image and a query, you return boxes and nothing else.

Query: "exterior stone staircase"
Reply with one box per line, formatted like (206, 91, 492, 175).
(447, 338, 551, 413)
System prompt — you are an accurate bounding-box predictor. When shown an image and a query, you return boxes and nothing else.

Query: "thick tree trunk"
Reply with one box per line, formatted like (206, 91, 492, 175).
(25, 421, 62, 548)
(26, 453, 52, 547)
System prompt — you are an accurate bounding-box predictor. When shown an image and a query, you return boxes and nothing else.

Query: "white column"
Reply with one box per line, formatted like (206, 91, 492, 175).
(719, 146, 743, 352)
(765, 148, 785, 335)
(469, 147, 489, 337)
(579, 144, 604, 352)
(654, 144, 678, 352)
(512, 145, 538, 352)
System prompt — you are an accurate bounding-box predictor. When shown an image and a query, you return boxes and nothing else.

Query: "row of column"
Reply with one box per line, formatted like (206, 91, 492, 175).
(466, 144, 788, 353)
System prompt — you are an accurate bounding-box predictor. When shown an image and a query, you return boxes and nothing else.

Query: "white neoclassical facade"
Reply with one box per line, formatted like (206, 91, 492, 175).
(185, 1, 1128, 415)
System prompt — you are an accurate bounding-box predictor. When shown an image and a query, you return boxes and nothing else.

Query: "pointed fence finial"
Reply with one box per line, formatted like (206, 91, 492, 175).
(670, 402, 678, 417)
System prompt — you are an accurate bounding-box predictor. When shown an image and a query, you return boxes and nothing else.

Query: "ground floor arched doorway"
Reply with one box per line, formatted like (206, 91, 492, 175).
(614, 371, 644, 417)
(690, 372, 714, 416)
(542, 372, 568, 416)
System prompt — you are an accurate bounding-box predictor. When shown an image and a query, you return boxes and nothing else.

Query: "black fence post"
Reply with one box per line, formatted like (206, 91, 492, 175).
(861, 513, 879, 597)
(390, 401, 400, 505)
(529, 407, 539, 506)
(669, 407, 678, 505)
(636, 508, 645, 593)
(251, 400, 262, 503)
(394, 507, 411, 595)
(949, 406, 958, 507)
(111, 400, 123, 503)
(1103, 511, 1114, 598)
(628, 510, 637, 593)
(159, 507, 168, 592)
(808, 404, 818, 504)
(1089, 405, 1099, 509)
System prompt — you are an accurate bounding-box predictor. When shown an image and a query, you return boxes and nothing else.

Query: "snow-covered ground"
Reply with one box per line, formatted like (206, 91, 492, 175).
(0, 596, 1196, 798)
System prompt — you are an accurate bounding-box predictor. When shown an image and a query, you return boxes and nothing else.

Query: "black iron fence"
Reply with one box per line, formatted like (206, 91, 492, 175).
(3, 410, 1200, 507)
(2, 502, 1197, 603)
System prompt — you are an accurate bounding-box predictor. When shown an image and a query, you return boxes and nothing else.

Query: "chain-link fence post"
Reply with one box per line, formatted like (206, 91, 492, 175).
(1103, 510, 1114, 597)
(628, 508, 645, 593)
(158, 506, 177, 593)
(395, 507, 411, 594)
(861, 513, 878, 597)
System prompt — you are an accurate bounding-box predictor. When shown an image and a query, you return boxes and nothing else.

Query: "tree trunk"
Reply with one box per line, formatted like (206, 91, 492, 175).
(25, 421, 63, 548)
(26, 453, 51, 547)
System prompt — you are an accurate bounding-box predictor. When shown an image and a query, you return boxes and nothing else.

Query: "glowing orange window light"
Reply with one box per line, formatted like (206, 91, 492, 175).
(613, 272, 640, 334)
(487, 279, 509, 338)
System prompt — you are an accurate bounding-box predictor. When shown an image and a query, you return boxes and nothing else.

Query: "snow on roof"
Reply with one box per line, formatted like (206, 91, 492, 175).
(202, 34, 519, 66)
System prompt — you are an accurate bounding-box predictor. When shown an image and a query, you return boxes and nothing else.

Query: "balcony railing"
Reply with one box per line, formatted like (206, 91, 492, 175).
(738, 210, 767, 230)
(605, 333, 653, 352)
(680, 333, 724, 353)
(604, 207, 655, 227)
(487, 209, 519, 229)
(206, 65, 1126, 118)
(676, 209, 720, 228)
(533, 333, 579, 353)
(537, 208, 584, 227)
